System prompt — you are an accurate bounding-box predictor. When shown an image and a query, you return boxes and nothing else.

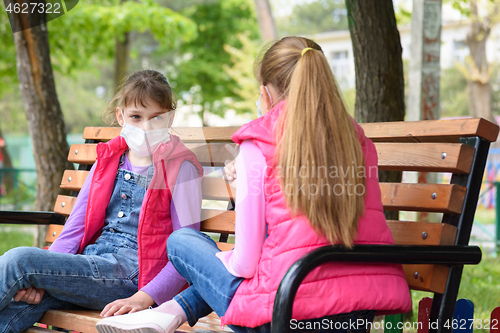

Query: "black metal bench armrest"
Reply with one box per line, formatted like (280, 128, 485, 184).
(271, 244, 482, 333)
(0, 211, 65, 225)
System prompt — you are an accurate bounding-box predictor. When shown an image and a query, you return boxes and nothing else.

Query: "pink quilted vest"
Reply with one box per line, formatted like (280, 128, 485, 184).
(222, 101, 411, 328)
(77, 135, 203, 289)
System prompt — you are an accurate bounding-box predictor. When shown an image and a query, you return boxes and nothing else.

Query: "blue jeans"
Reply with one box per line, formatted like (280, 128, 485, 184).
(0, 166, 147, 332)
(167, 228, 376, 333)
(0, 245, 139, 332)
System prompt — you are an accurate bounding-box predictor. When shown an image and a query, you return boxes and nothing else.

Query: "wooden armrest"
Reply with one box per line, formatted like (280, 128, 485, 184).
(0, 211, 65, 225)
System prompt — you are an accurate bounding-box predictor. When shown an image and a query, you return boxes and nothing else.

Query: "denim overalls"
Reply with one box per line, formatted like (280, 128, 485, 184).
(0, 155, 154, 333)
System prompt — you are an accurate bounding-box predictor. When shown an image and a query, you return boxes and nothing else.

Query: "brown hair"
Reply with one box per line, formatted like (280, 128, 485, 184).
(257, 36, 365, 248)
(104, 70, 176, 125)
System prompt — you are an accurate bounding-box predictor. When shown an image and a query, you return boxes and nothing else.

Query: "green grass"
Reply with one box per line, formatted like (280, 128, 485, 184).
(475, 207, 497, 225)
(0, 225, 35, 255)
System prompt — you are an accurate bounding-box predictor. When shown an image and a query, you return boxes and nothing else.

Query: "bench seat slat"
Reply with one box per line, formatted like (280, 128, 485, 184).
(36, 310, 230, 333)
(38, 310, 100, 333)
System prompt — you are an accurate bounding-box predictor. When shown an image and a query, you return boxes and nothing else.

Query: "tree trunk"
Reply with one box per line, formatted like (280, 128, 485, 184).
(12, 9, 73, 247)
(465, 0, 496, 123)
(346, 0, 405, 220)
(114, 0, 131, 90)
(0, 127, 15, 194)
(254, 0, 277, 41)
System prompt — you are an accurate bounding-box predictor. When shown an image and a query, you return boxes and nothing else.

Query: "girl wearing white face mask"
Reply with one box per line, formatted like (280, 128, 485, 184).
(0, 70, 204, 332)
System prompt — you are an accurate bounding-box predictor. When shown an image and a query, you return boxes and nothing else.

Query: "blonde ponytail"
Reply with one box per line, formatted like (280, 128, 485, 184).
(259, 37, 366, 247)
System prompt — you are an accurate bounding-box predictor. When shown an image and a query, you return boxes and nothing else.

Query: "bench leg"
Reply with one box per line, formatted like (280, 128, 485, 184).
(429, 265, 464, 333)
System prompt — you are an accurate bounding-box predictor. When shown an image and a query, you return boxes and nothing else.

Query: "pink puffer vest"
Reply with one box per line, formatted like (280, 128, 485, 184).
(222, 101, 411, 328)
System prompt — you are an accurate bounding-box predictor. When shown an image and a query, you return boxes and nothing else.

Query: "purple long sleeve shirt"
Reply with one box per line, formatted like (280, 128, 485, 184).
(49, 154, 202, 305)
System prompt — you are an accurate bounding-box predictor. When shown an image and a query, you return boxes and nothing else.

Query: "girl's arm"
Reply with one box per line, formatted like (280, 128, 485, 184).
(140, 161, 202, 305)
(216, 140, 266, 278)
(48, 163, 97, 254)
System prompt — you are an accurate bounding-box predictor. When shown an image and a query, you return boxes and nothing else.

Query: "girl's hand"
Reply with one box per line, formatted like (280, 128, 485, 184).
(14, 287, 45, 304)
(224, 144, 239, 189)
(100, 291, 155, 317)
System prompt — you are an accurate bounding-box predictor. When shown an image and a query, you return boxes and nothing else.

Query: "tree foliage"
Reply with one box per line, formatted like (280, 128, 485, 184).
(275, 0, 348, 36)
(0, 0, 198, 134)
(160, 0, 260, 120)
(0, 0, 197, 92)
(223, 32, 260, 115)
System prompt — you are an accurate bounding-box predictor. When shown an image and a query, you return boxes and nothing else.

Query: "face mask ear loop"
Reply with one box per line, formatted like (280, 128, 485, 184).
(264, 86, 273, 107)
(167, 112, 172, 129)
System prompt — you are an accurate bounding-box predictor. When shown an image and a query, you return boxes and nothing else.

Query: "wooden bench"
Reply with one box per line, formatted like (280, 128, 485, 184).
(0, 117, 498, 333)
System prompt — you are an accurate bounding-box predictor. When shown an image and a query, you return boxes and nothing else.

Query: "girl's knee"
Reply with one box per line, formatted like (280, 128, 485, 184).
(167, 228, 213, 259)
(2, 247, 39, 265)
(167, 228, 196, 255)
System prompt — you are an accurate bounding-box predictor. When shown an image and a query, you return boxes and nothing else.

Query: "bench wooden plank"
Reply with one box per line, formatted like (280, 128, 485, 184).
(60, 170, 90, 191)
(67, 142, 474, 174)
(53, 195, 76, 216)
(38, 309, 100, 333)
(403, 263, 449, 293)
(380, 183, 466, 214)
(68, 144, 97, 164)
(36, 310, 232, 333)
(177, 312, 233, 332)
(362, 118, 499, 143)
(83, 118, 499, 143)
(55, 182, 466, 217)
(376, 143, 474, 174)
(44, 220, 458, 248)
(388, 221, 457, 246)
(83, 127, 239, 143)
(45, 224, 64, 243)
(68, 143, 238, 167)
(201, 177, 235, 201)
(201, 210, 236, 234)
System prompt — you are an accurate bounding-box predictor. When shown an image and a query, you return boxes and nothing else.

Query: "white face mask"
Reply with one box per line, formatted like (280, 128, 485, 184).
(119, 109, 171, 157)
(256, 86, 273, 118)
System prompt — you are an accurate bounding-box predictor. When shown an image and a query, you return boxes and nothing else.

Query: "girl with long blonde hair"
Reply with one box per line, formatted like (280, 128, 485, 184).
(97, 37, 411, 333)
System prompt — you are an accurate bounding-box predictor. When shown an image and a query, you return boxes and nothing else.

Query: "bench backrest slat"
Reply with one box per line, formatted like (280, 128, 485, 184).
(59, 174, 467, 214)
(82, 119, 499, 143)
(68, 142, 475, 173)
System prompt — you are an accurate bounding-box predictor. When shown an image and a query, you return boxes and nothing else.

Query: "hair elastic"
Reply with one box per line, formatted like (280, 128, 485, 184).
(301, 47, 314, 57)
